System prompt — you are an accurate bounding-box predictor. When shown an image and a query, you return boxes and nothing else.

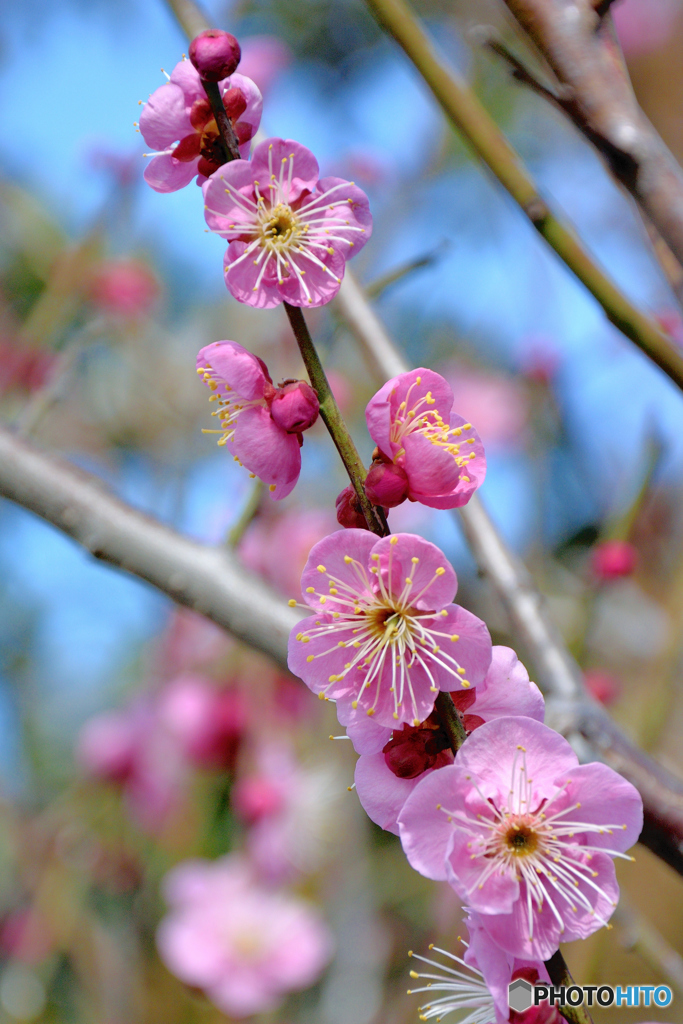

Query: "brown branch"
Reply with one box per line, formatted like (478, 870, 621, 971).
(0, 428, 298, 670)
(501, 0, 683, 272)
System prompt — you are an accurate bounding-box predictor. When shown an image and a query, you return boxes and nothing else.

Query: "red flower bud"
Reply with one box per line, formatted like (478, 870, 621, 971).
(189, 29, 241, 83)
(269, 380, 319, 433)
(382, 724, 450, 779)
(591, 539, 637, 580)
(364, 458, 409, 508)
(335, 485, 368, 529)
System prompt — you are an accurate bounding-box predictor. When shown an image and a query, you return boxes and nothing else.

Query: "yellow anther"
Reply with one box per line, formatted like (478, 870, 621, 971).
(306, 587, 315, 593)
(288, 599, 297, 607)
(405, 577, 413, 585)
(344, 555, 353, 564)
(307, 655, 314, 662)
(450, 634, 459, 641)
(435, 567, 445, 576)
(390, 536, 398, 545)
(318, 692, 325, 699)
(457, 667, 466, 675)
(367, 708, 375, 717)
(352, 700, 358, 709)
(269, 484, 276, 491)
(317, 564, 326, 572)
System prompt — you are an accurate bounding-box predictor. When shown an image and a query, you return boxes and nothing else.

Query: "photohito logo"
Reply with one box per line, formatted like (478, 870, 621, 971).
(508, 979, 673, 1011)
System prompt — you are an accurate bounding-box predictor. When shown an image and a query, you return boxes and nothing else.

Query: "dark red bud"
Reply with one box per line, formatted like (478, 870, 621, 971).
(189, 29, 241, 83)
(269, 380, 319, 433)
(336, 485, 370, 530)
(383, 725, 450, 779)
(233, 120, 255, 145)
(364, 459, 409, 508)
(189, 97, 213, 131)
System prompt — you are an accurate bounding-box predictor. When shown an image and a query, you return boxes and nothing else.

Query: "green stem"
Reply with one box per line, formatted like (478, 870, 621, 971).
(364, 0, 683, 393)
(226, 478, 264, 548)
(284, 302, 388, 537)
(544, 949, 595, 1024)
(434, 692, 468, 752)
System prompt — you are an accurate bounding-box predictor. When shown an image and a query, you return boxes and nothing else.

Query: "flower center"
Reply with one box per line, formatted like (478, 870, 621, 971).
(259, 203, 302, 252)
(503, 820, 539, 857)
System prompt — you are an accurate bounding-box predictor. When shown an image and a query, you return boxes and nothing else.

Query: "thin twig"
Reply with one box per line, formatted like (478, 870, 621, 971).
(502, 0, 683, 273)
(545, 950, 595, 1024)
(363, 0, 683, 393)
(202, 79, 241, 162)
(284, 302, 388, 537)
(434, 692, 468, 752)
(16, 319, 104, 437)
(614, 894, 683, 997)
(226, 478, 263, 548)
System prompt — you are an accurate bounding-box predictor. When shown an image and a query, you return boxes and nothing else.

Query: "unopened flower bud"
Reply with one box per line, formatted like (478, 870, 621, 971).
(364, 458, 409, 508)
(382, 725, 449, 779)
(269, 380, 319, 433)
(335, 485, 369, 530)
(591, 539, 637, 580)
(189, 29, 241, 82)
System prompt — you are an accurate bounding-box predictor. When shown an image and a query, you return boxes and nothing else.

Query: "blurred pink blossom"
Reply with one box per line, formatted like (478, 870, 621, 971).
(157, 855, 332, 1017)
(439, 363, 530, 449)
(157, 673, 247, 771)
(0, 908, 53, 966)
(239, 508, 339, 600)
(0, 340, 56, 395)
(613, 0, 680, 57)
(591, 539, 638, 580)
(233, 743, 338, 882)
(89, 259, 160, 318)
(238, 35, 292, 95)
(584, 669, 621, 705)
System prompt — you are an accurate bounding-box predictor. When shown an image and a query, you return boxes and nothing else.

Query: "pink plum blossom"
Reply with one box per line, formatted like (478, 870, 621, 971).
(353, 647, 544, 834)
(407, 912, 557, 1024)
(157, 855, 333, 1017)
(203, 137, 372, 308)
(288, 531, 492, 729)
(398, 716, 643, 960)
(197, 340, 309, 498)
(140, 59, 262, 192)
(365, 369, 486, 509)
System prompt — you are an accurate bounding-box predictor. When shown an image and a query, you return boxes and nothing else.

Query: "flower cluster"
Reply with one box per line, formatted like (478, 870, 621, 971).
(139, 25, 646, 1024)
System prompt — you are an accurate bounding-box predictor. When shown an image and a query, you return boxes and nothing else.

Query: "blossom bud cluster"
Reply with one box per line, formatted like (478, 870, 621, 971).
(287, 527, 643, 1015)
(138, 26, 645, 1024)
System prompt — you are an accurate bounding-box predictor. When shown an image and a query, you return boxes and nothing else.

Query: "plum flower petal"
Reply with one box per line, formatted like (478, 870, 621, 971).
(407, 913, 556, 1024)
(365, 368, 486, 509)
(140, 60, 262, 192)
(157, 855, 333, 1018)
(398, 716, 643, 960)
(203, 138, 372, 308)
(196, 340, 301, 499)
(288, 531, 492, 729)
(353, 646, 544, 834)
